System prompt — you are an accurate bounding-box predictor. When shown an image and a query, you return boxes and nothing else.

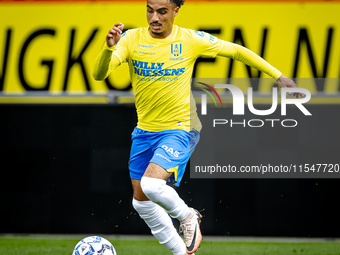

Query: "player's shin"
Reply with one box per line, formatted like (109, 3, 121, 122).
(132, 199, 186, 255)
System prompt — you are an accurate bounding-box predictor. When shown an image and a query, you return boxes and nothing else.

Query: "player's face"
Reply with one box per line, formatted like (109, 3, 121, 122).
(147, 0, 179, 38)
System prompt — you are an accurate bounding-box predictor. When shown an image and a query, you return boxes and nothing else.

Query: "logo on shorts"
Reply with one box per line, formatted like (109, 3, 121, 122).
(161, 145, 180, 157)
(156, 153, 171, 162)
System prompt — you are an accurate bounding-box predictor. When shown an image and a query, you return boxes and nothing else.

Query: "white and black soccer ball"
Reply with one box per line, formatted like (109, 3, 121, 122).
(72, 236, 117, 255)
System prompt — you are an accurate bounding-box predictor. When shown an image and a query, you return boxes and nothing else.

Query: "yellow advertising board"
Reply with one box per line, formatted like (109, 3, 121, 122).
(0, 1, 339, 94)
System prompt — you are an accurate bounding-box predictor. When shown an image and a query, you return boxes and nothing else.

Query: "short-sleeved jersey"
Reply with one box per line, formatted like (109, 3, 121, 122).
(110, 25, 222, 132)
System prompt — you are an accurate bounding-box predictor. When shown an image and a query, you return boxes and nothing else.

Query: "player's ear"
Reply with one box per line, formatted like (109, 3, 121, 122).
(174, 6, 179, 16)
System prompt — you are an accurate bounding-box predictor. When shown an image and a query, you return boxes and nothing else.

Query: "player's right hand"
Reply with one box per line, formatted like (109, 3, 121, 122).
(277, 74, 304, 98)
(106, 23, 125, 47)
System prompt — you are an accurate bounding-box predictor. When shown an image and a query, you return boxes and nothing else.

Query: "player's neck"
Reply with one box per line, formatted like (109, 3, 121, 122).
(149, 25, 173, 39)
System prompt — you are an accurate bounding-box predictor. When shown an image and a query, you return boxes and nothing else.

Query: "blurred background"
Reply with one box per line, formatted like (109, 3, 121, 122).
(1, 0, 340, 238)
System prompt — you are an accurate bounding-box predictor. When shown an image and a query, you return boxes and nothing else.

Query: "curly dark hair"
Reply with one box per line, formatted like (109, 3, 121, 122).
(169, 0, 185, 8)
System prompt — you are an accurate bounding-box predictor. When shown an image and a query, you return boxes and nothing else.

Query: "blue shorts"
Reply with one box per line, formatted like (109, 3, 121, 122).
(128, 127, 200, 186)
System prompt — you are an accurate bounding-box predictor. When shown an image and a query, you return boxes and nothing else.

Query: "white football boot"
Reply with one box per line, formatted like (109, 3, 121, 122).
(179, 208, 203, 254)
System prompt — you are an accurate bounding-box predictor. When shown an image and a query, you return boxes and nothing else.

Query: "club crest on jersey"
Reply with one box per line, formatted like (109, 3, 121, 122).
(171, 43, 182, 57)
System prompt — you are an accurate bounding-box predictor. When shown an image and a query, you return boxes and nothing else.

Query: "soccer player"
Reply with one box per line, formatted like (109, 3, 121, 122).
(93, 0, 301, 254)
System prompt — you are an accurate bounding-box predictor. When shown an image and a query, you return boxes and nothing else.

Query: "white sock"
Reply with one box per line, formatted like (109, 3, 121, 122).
(140, 176, 190, 221)
(132, 199, 186, 255)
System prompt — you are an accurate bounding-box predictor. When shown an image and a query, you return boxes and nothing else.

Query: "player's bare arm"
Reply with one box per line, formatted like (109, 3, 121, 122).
(106, 23, 125, 47)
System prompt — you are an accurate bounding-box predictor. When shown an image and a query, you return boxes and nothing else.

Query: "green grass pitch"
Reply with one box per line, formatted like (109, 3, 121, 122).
(0, 236, 340, 255)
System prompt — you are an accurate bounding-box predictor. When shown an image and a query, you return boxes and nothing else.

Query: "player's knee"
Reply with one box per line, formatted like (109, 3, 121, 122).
(132, 198, 144, 213)
(140, 176, 166, 202)
(132, 198, 155, 218)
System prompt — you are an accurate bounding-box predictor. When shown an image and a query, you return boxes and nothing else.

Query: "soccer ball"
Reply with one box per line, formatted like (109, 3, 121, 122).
(72, 236, 117, 255)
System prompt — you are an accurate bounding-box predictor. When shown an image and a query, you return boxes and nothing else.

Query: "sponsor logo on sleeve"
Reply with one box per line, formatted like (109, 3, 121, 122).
(205, 33, 218, 44)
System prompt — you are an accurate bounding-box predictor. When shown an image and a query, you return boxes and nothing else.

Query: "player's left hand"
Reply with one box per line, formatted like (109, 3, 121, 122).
(277, 74, 304, 98)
